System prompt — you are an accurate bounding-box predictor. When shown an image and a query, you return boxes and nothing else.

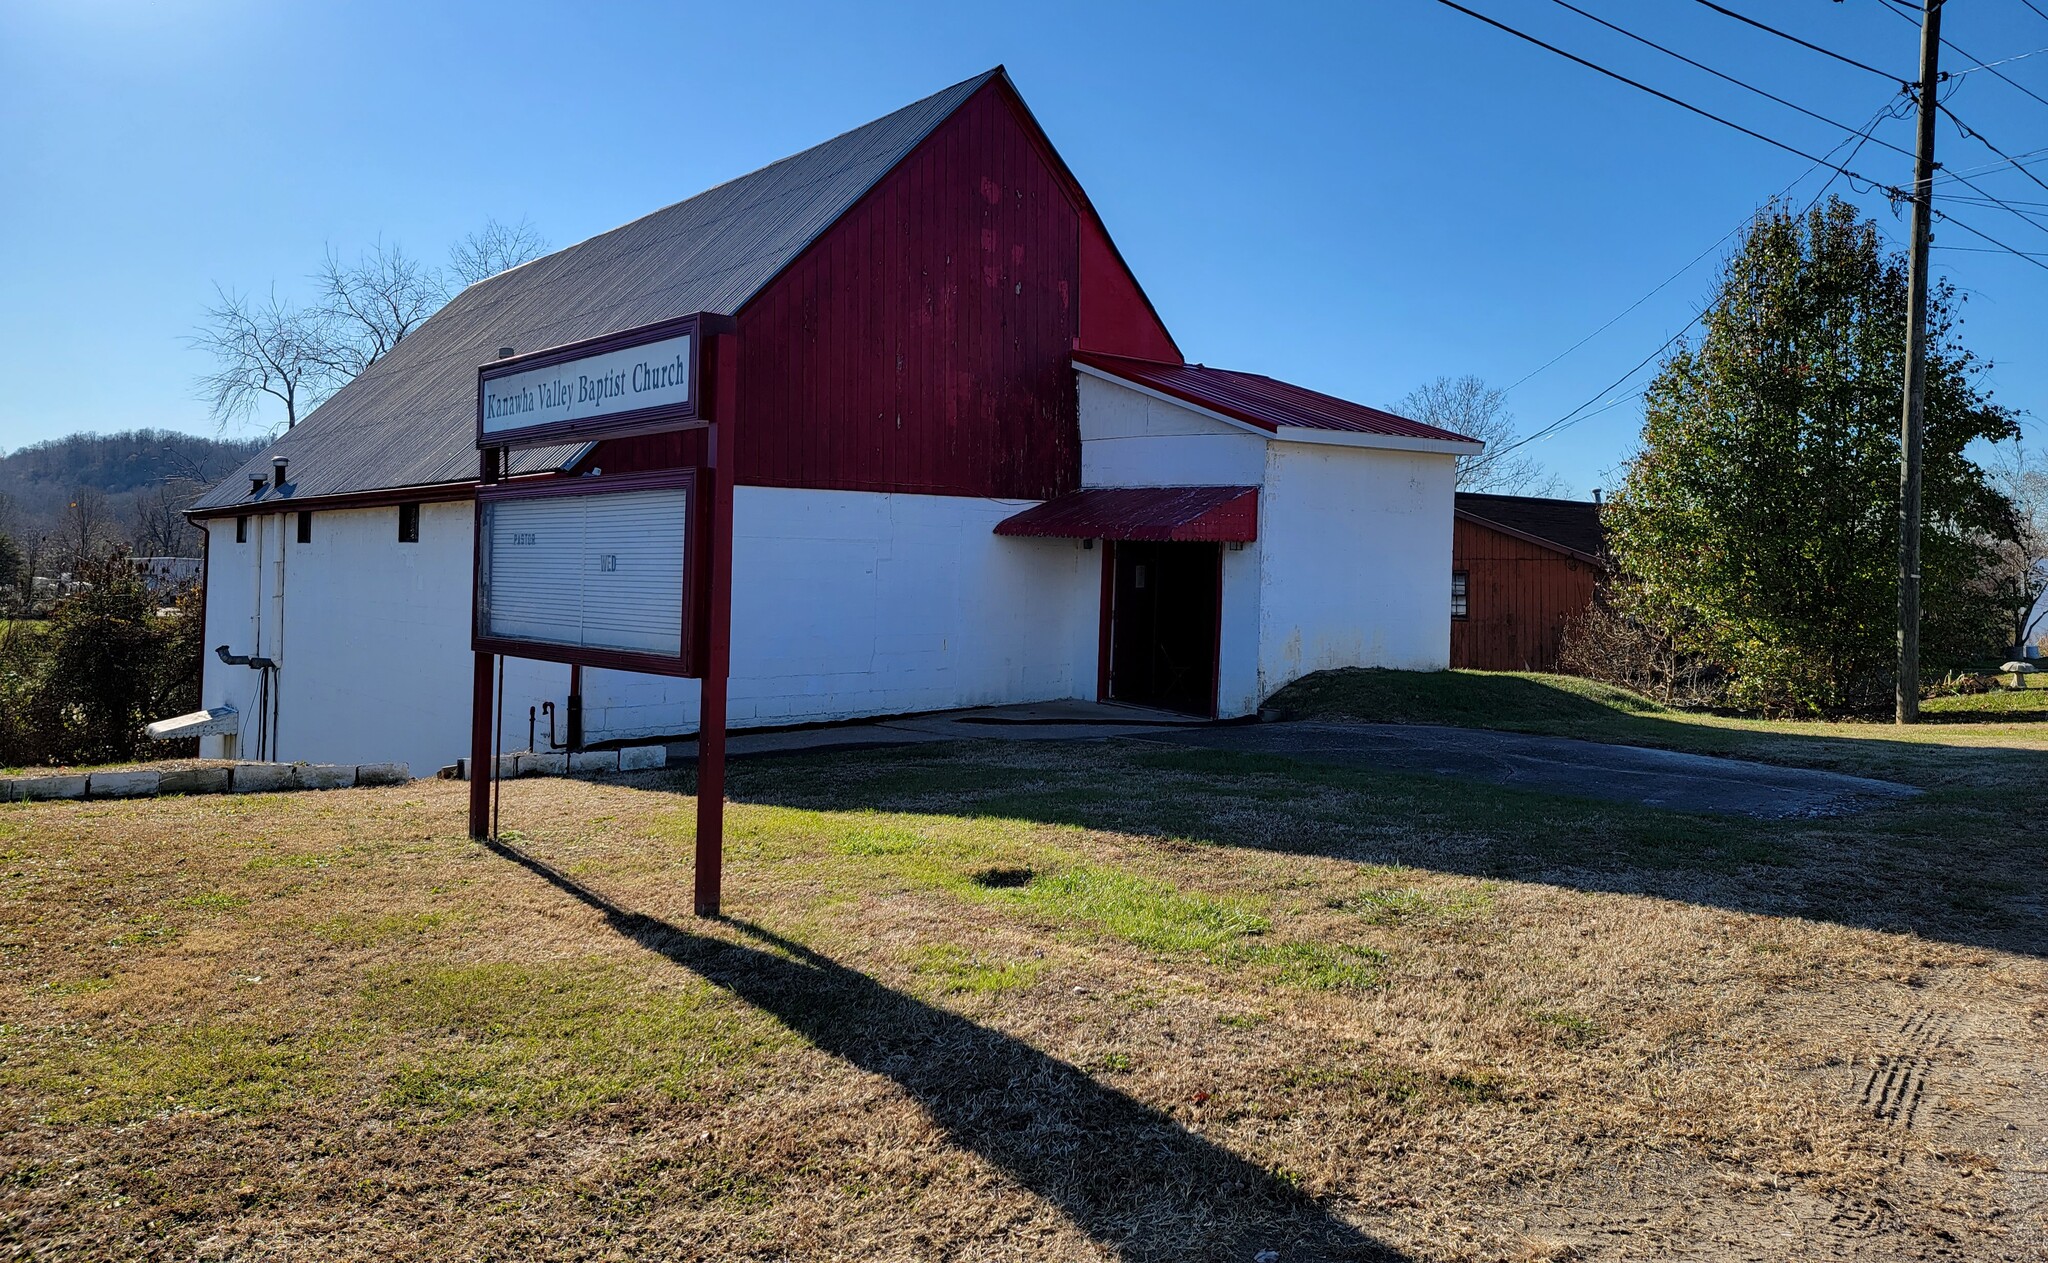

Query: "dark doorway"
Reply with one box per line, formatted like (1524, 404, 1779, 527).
(1108, 541, 1221, 717)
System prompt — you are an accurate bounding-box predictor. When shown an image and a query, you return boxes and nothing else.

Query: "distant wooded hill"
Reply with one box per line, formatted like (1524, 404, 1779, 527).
(0, 429, 262, 567)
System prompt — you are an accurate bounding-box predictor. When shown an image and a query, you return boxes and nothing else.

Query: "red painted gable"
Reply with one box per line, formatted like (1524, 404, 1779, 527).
(580, 74, 1178, 500)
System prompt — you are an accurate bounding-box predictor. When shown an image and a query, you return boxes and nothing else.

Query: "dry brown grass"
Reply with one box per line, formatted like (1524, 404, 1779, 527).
(2, 730, 2043, 1261)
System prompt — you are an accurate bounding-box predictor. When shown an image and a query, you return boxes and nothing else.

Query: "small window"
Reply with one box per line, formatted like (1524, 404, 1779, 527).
(398, 502, 420, 543)
(296, 511, 313, 544)
(235, 515, 248, 544)
(1452, 570, 1469, 620)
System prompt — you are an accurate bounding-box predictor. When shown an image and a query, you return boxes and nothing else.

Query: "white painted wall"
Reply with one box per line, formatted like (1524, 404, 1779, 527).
(200, 488, 1102, 775)
(1255, 440, 1458, 696)
(1078, 373, 1265, 488)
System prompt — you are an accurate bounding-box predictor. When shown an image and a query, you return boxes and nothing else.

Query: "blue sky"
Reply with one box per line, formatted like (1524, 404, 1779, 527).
(2, 0, 2042, 496)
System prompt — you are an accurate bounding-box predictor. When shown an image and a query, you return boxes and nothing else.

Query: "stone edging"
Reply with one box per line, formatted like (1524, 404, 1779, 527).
(0, 762, 411, 802)
(441, 745, 669, 780)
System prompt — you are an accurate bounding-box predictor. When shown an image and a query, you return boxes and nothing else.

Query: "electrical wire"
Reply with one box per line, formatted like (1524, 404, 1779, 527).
(1432, 0, 1905, 193)
(1503, 96, 1907, 398)
(1690, 0, 1906, 84)
(1873, 0, 2048, 113)
(2020, 0, 2048, 27)
(1492, 101, 1910, 457)
(1545, 0, 1914, 156)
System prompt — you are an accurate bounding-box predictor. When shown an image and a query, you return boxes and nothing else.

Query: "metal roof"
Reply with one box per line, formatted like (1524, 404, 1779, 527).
(1456, 492, 1607, 565)
(193, 70, 1002, 514)
(1074, 352, 1480, 444)
(994, 486, 1259, 542)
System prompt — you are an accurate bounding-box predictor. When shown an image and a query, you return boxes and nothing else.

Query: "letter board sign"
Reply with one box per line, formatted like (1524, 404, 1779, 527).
(477, 313, 727, 449)
(473, 470, 701, 676)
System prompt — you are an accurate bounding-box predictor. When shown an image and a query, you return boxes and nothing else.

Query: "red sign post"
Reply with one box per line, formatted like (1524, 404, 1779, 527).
(469, 314, 736, 917)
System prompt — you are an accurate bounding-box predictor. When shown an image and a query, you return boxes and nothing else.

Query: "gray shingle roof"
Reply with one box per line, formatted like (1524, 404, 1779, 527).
(193, 70, 1000, 513)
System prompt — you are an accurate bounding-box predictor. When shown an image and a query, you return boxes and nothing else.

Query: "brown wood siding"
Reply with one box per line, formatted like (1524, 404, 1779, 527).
(1450, 517, 1598, 672)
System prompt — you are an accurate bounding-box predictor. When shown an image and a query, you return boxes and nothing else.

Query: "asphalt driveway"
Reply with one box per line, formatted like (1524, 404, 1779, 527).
(1137, 722, 1923, 819)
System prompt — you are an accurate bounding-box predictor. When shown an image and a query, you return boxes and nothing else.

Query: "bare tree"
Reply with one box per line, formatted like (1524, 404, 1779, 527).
(131, 479, 203, 557)
(1398, 375, 1566, 496)
(195, 219, 547, 436)
(191, 285, 340, 433)
(1987, 441, 2048, 657)
(448, 216, 551, 287)
(315, 239, 445, 378)
(59, 487, 116, 568)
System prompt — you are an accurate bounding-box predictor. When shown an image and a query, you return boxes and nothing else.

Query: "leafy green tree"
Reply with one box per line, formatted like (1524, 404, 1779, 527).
(1604, 197, 2018, 715)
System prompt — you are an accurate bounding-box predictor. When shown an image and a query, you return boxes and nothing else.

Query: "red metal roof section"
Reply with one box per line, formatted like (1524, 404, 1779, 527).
(1075, 352, 1479, 443)
(995, 486, 1259, 542)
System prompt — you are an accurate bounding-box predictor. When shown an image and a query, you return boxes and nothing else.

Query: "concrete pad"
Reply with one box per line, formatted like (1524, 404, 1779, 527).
(355, 762, 410, 787)
(517, 752, 567, 777)
(87, 770, 161, 799)
(230, 763, 297, 794)
(618, 744, 667, 771)
(160, 767, 231, 796)
(569, 751, 619, 774)
(19, 774, 87, 801)
(1140, 722, 1922, 820)
(298, 764, 357, 791)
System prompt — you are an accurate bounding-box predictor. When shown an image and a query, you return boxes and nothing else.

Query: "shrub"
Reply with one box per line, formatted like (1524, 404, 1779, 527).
(0, 554, 202, 767)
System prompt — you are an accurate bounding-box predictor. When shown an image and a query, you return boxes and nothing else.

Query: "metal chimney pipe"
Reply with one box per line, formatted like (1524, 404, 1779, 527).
(272, 456, 289, 488)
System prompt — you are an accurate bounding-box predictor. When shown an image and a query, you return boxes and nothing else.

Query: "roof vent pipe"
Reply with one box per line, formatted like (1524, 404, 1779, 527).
(498, 347, 515, 359)
(1592, 488, 1603, 506)
(249, 475, 265, 496)
(272, 456, 289, 488)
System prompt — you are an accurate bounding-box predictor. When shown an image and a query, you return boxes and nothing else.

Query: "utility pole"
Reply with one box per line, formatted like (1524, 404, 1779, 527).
(1895, 0, 1942, 724)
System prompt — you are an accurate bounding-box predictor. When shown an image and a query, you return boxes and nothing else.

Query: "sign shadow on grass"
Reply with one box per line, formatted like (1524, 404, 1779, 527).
(483, 838, 1412, 1263)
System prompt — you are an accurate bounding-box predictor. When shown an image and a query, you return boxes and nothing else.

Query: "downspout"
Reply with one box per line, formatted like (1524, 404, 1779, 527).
(269, 457, 288, 760)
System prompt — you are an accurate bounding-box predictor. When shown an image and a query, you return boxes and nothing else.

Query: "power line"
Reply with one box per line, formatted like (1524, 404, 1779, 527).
(1934, 244, 2048, 256)
(2021, 0, 2048, 27)
(1925, 103, 2048, 226)
(1936, 145, 2048, 184)
(1493, 104, 1910, 457)
(1431, 0, 1904, 192)
(1545, 0, 1914, 156)
(1691, 0, 1905, 84)
(1949, 45, 2048, 77)
(1874, 0, 2048, 112)
(1931, 205, 2048, 272)
(1502, 94, 1904, 404)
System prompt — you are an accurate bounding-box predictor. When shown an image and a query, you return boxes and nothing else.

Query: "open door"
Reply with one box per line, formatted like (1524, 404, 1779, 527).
(1107, 541, 1221, 717)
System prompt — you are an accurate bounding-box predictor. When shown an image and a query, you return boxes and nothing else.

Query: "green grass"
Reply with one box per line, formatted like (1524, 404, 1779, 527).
(998, 865, 1269, 952)
(1267, 667, 2048, 783)
(361, 960, 783, 1120)
(1923, 681, 2048, 718)
(906, 943, 1045, 994)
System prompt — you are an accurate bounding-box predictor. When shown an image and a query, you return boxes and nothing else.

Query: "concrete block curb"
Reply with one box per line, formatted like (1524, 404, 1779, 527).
(87, 770, 161, 799)
(19, 774, 88, 801)
(452, 749, 669, 780)
(618, 744, 667, 772)
(231, 764, 298, 794)
(298, 764, 357, 791)
(160, 767, 232, 796)
(3, 760, 408, 801)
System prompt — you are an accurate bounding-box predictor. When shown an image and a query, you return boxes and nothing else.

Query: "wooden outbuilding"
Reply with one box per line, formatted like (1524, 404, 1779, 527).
(1450, 493, 1606, 672)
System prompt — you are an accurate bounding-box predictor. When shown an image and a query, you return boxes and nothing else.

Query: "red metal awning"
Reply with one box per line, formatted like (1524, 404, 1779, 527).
(994, 485, 1258, 542)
